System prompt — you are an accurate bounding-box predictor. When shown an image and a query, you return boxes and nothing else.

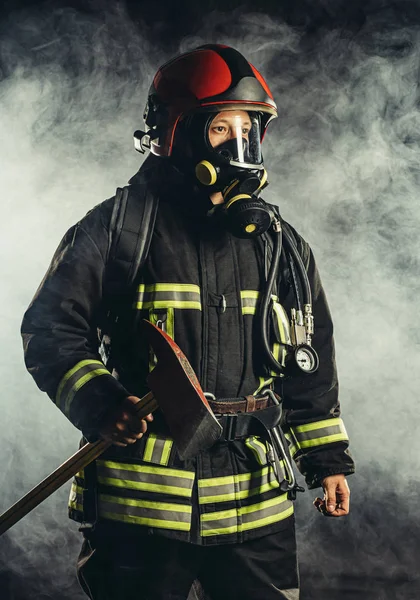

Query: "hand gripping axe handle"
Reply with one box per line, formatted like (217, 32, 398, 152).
(0, 320, 222, 536)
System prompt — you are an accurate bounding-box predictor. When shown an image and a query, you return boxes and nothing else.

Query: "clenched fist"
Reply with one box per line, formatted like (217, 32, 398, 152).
(313, 474, 350, 517)
(98, 395, 153, 447)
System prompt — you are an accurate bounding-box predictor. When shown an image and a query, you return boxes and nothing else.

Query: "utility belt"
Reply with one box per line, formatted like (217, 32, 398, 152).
(207, 390, 304, 500)
(208, 393, 280, 441)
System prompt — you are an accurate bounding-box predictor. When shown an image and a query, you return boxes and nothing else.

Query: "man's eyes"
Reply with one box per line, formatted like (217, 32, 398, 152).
(212, 126, 250, 135)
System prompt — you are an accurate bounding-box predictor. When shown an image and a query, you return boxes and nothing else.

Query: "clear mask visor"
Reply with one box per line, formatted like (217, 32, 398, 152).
(207, 112, 262, 167)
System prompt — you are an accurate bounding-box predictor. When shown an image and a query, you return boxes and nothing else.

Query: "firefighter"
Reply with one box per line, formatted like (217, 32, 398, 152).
(21, 45, 355, 600)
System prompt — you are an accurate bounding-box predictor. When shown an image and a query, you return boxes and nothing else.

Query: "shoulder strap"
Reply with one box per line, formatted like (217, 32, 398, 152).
(105, 182, 159, 297)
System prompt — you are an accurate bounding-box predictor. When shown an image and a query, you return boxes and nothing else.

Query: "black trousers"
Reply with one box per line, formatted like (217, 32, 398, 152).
(77, 519, 300, 600)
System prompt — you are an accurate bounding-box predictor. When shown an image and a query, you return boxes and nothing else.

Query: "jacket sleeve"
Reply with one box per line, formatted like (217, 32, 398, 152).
(275, 229, 355, 489)
(21, 200, 130, 439)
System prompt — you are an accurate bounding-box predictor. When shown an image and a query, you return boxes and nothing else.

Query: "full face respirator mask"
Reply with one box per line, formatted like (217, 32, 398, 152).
(182, 111, 275, 239)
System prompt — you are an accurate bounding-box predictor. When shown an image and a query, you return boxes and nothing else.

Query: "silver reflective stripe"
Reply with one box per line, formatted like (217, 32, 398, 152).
(135, 283, 201, 310)
(272, 299, 292, 345)
(96, 460, 195, 498)
(241, 290, 259, 315)
(97, 494, 192, 531)
(291, 418, 349, 449)
(245, 436, 268, 466)
(198, 466, 281, 504)
(56, 360, 110, 417)
(143, 434, 173, 466)
(200, 493, 294, 537)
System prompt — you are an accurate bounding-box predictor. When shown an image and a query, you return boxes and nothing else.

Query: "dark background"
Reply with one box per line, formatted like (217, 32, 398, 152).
(1, 0, 419, 598)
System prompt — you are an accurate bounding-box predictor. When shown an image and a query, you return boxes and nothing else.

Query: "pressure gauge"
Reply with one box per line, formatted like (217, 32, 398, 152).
(293, 344, 319, 374)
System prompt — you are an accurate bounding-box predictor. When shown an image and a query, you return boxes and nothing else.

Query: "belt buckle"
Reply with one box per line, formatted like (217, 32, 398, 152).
(223, 414, 237, 441)
(214, 413, 238, 441)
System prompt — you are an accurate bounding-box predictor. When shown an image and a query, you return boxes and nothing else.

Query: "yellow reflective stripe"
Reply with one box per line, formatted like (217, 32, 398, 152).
(166, 307, 174, 339)
(97, 476, 192, 497)
(202, 524, 238, 536)
(198, 465, 280, 488)
(272, 301, 291, 345)
(63, 368, 109, 416)
(241, 290, 259, 315)
(245, 436, 268, 466)
(270, 341, 283, 376)
(240, 505, 294, 532)
(202, 493, 289, 523)
(56, 360, 110, 417)
(201, 507, 236, 521)
(200, 480, 280, 504)
(97, 494, 192, 531)
(248, 436, 267, 454)
(137, 300, 202, 310)
(68, 482, 83, 512)
(299, 433, 349, 448)
(100, 494, 191, 513)
(98, 460, 195, 480)
(290, 418, 348, 450)
(97, 460, 194, 497)
(253, 377, 274, 395)
(201, 495, 294, 537)
(137, 284, 200, 293)
(294, 417, 345, 434)
(240, 492, 288, 515)
(148, 308, 175, 372)
(161, 440, 173, 466)
(144, 434, 157, 462)
(198, 466, 281, 504)
(136, 283, 201, 311)
(143, 434, 173, 466)
(56, 359, 104, 406)
(100, 512, 191, 531)
(198, 469, 260, 488)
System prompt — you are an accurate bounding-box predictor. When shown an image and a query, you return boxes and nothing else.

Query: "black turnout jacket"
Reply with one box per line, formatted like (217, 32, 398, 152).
(21, 158, 354, 545)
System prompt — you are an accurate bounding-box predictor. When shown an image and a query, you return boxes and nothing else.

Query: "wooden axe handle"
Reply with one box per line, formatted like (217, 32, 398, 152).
(0, 391, 157, 537)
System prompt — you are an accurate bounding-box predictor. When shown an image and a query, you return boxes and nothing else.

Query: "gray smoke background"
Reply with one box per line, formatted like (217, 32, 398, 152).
(1, 1, 419, 598)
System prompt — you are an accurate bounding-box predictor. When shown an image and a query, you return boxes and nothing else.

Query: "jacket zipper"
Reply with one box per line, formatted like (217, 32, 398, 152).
(199, 240, 209, 389)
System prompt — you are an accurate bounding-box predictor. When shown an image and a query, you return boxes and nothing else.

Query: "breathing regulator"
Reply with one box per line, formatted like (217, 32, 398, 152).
(133, 43, 319, 378)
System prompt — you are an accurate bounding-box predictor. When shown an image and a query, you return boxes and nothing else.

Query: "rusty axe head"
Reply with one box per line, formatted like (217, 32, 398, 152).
(142, 320, 222, 460)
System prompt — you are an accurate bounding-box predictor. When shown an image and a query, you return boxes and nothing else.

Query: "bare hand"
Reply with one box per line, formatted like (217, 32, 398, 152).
(99, 396, 153, 447)
(313, 474, 350, 517)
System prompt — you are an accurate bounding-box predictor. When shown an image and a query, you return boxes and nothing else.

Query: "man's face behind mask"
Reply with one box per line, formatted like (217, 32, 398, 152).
(208, 110, 252, 157)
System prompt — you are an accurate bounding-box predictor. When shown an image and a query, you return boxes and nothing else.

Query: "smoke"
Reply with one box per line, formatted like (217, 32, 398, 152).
(1, 1, 420, 598)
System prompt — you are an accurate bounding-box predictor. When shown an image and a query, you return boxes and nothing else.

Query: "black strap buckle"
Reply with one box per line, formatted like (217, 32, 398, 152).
(217, 414, 238, 441)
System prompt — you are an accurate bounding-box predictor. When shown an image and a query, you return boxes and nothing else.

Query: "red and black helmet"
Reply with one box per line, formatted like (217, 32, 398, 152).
(142, 44, 278, 157)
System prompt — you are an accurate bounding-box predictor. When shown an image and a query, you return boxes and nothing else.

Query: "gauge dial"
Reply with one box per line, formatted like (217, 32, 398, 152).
(294, 344, 319, 374)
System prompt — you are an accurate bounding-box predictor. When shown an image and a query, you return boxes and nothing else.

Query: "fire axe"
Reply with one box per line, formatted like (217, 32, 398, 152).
(0, 320, 222, 536)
